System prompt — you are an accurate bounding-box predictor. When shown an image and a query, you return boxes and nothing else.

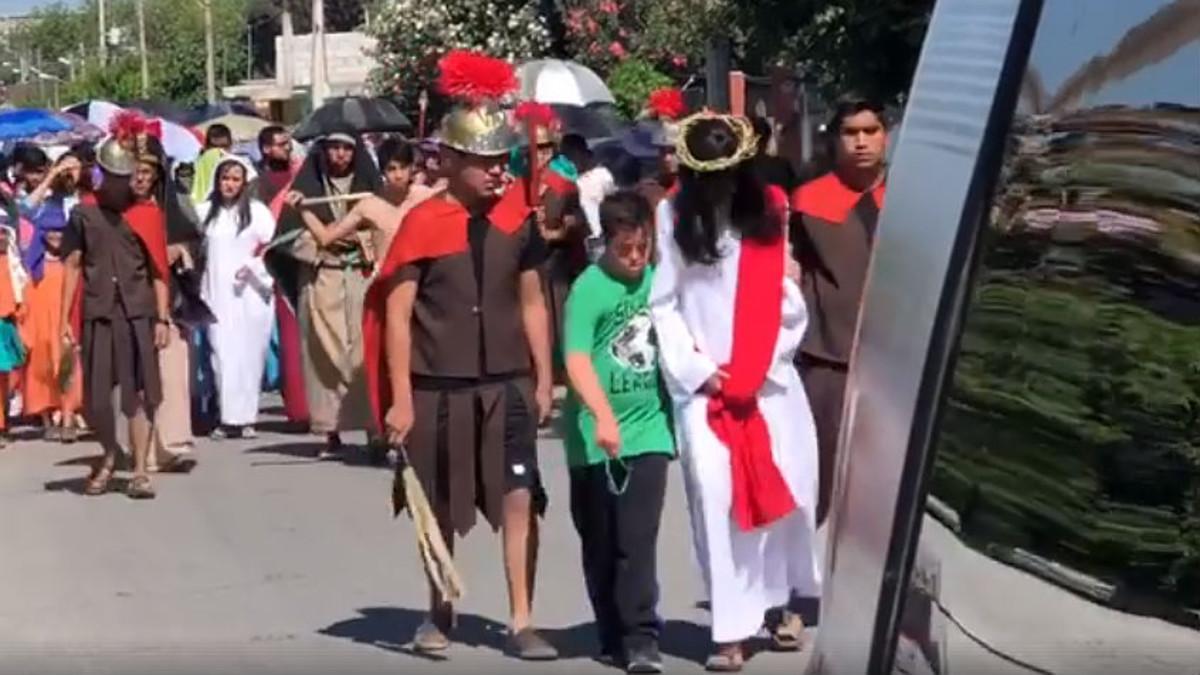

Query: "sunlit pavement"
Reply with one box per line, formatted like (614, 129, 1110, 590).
(0, 395, 815, 674)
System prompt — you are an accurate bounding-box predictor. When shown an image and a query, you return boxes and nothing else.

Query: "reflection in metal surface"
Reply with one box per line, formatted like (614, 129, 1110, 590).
(806, 1, 1042, 674)
(899, 1, 1200, 673)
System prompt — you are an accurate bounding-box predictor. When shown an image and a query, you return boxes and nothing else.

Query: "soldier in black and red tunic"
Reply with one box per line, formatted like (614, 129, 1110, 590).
(789, 96, 889, 526)
(362, 51, 559, 662)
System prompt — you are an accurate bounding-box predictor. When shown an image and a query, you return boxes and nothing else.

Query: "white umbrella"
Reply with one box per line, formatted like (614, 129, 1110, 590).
(517, 59, 614, 106)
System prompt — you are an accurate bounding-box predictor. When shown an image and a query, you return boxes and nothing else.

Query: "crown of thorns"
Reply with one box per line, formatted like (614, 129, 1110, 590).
(675, 111, 760, 173)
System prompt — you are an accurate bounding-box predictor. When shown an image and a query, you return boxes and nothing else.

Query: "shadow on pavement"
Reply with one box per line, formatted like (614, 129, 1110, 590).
(254, 419, 312, 435)
(320, 607, 709, 666)
(55, 455, 97, 467)
(43, 475, 131, 496)
(244, 442, 392, 470)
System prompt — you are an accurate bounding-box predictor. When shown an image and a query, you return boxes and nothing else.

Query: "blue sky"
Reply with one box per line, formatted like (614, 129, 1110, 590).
(1030, 0, 1200, 108)
(1, 0, 78, 17)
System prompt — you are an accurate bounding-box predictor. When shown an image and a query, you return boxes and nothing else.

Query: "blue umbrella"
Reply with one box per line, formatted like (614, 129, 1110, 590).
(0, 109, 71, 142)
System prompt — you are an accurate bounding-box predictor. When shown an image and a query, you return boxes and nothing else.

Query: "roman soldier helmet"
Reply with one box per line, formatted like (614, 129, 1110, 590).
(436, 50, 519, 156)
(97, 109, 164, 176)
(642, 87, 686, 149)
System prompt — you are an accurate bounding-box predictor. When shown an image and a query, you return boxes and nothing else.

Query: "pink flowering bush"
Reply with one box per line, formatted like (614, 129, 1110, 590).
(559, 0, 733, 79)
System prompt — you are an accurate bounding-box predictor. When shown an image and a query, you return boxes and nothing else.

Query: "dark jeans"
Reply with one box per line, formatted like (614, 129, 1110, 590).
(569, 453, 669, 654)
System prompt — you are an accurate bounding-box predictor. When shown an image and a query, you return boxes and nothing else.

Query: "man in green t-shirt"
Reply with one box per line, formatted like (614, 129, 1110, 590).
(562, 191, 674, 674)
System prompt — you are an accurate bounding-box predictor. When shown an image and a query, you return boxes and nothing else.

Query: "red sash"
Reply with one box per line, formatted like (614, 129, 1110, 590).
(706, 186, 797, 531)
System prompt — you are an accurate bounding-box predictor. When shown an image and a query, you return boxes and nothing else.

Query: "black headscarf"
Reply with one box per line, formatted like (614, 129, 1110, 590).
(266, 136, 381, 309)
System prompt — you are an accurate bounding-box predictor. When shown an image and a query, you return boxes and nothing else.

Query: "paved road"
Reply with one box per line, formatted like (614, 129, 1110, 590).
(0, 402, 815, 674)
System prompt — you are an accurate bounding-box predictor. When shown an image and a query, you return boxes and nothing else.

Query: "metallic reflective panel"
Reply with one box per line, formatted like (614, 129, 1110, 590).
(895, 1, 1200, 673)
(807, 1, 1042, 673)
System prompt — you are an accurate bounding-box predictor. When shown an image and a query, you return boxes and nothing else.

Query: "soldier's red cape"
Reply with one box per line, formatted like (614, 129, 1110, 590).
(790, 171, 885, 223)
(122, 201, 171, 284)
(362, 186, 532, 432)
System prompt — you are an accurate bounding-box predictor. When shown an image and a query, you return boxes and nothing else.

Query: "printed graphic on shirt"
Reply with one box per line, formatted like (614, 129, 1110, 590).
(610, 310, 657, 374)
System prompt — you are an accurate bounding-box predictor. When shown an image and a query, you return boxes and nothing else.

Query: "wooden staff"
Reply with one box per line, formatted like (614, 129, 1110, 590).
(298, 192, 374, 207)
(526, 119, 541, 208)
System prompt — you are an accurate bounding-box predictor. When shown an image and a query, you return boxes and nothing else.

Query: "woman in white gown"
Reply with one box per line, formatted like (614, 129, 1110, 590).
(200, 155, 276, 438)
(648, 113, 821, 671)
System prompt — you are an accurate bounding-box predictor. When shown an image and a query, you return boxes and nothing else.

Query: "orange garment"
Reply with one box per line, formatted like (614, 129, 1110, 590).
(19, 259, 82, 417)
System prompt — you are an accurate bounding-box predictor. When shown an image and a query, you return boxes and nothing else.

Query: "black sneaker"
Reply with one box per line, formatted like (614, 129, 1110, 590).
(625, 642, 663, 673)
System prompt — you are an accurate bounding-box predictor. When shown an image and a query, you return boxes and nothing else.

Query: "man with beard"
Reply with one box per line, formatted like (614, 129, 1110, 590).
(285, 137, 441, 269)
(363, 50, 556, 661)
(267, 130, 381, 459)
(789, 95, 888, 527)
(252, 125, 299, 205)
(60, 121, 172, 499)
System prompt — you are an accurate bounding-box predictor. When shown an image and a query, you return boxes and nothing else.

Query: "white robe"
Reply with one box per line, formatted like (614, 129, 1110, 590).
(649, 216, 822, 644)
(201, 200, 276, 427)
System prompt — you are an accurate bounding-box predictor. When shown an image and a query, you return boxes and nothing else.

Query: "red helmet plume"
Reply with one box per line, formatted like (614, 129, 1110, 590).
(436, 50, 518, 105)
(514, 101, 557, 129)
(647, 87, 685, 121)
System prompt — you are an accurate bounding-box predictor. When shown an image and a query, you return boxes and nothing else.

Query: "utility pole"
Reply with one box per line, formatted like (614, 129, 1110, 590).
(280, 2, 294, 93)
(203, 0, 216, 103)
(136, 0, 150, 96)
(98, 0, 108, 67)
(310, 0, 329, 109)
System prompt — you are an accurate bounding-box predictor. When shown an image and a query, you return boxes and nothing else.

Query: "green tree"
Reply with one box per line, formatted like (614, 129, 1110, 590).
(555, 0, 933, 105)
(606, 58, 672, 119)
(10, 0, 251, 107)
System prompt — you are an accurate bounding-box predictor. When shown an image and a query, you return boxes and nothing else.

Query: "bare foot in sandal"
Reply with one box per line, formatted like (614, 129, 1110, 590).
(83, 464, 114, 496)
(126, 474, 156, 500)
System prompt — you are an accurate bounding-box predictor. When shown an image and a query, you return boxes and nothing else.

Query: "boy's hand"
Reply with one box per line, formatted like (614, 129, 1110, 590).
(595, 414, 621, 459)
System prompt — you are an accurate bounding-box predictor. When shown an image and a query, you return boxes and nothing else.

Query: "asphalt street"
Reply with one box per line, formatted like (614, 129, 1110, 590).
(0, 400, 816, 675)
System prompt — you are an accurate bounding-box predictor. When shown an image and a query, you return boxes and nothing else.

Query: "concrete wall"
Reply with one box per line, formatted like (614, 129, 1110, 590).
(274, 31, 377, 89)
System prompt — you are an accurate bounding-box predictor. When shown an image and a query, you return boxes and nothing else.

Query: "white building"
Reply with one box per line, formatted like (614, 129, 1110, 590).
(224, 31, 378, 122)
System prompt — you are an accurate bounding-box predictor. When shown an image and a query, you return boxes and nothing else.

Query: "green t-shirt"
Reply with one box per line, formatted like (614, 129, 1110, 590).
(562, 264, 675, 467)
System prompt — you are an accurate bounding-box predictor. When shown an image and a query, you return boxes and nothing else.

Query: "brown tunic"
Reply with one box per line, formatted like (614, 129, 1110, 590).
(790, 172, 885, 523)
(61, 205, 163, 429)
(393, 196, 547, 536)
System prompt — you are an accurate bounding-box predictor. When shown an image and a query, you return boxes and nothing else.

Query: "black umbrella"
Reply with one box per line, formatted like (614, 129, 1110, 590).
(551, 103, 625, 141)
(293, 96, 412, 141)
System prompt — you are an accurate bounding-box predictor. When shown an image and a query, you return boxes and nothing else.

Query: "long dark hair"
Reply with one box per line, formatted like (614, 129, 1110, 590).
(673, 118, 775, 266)
(204, 159, 253, 232)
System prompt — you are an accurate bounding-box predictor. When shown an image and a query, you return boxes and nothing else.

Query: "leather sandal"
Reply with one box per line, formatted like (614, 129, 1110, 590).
(126, 474, 156, 500)
(771, 611, 806, 651)
(412, 620, 450, 653)
(83, 466, 113, 496)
